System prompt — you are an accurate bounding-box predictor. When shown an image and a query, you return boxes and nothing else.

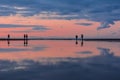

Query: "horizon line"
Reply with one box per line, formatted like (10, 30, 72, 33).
(0, 38, 120, 41)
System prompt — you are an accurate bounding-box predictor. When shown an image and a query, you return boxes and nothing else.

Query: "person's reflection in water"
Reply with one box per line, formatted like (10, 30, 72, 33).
(24, 40, 28, 47)
(7, 40, 10, 46)
(26, 39, 28, 46)
(76, 41, 78, 45)
(81, 41, 84, 47)
(24, 40, 26, 46)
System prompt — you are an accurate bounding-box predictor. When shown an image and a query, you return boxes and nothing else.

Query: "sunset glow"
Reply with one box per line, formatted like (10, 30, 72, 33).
(0, 0, 119, 38)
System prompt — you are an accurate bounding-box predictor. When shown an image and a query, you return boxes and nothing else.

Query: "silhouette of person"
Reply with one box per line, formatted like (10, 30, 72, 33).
(24, 34, 26, 40)
(24, 34, 28, 46)
(26, 34, 28, 40)
(81, 34, 84, 41)
(76, 35, 78, 41)
(7, 34, 10, 46)
(8, 34, 10, 40)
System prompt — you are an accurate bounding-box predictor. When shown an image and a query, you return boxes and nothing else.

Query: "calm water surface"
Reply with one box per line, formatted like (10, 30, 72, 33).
(0, 40, 120, 80)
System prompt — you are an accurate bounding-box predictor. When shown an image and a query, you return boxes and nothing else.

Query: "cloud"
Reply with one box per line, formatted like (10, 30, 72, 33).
(0, 24, 33, 28)
(97, 21, 115, 30)
(0, 24, 51, 32)
(32, 26, 51, 31)
(76, 51, 92, 54)
(0, 0, 120, 29)
(75, 23, 93, 26)
(97, 22, 111, 30)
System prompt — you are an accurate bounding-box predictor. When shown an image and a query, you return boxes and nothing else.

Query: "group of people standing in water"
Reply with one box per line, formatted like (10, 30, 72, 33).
(7, 34, 28, 40)
(7, 34, 28, 46)
(75, 34, 84, 46)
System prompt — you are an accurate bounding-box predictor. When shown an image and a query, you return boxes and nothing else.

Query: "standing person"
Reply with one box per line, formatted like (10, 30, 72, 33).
(81, 34, 84, 41)
(76, 35, 78, 41)
(8, 34, 10, 40)
(24, 34, 28, 46)
(7, 34, 10, 46)
(24, 34, 26, 46)
(26, 34, 28, 45)
(26, 34, 28, 40)
(75, 35, 78, 45)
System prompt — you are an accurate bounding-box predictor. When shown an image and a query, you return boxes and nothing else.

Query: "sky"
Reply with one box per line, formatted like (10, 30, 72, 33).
(0, 0, 120, 38)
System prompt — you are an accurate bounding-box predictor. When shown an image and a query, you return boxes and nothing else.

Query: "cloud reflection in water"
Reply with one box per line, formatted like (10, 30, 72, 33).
(0, 41, 120, 80)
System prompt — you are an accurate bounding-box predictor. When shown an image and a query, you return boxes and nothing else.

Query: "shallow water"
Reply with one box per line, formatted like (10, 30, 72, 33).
(0, 40, 120, 80)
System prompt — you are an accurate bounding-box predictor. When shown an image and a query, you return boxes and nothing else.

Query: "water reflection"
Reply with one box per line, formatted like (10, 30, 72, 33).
(0, 40, 119, 80)
(0, 40, 120, 60)
(98, 47, 114, 57)
(75, 41, 78, 45)
(24, 39, 28, 47)
(81, 41, 84, 47)
(7, 40, 10, 46)
(75, 40, 84, 47)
